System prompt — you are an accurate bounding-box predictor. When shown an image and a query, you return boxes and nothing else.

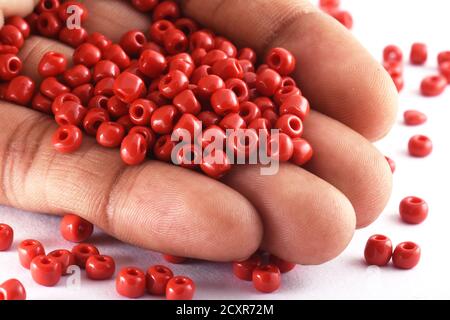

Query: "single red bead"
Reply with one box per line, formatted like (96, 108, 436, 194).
(25, 12, 39, 34)
(0, 223, 14, 251)
(239, 101, 261, 124)
(385, 156, 396, 173)
(71, 243, 100, 269)
(58, 27, 88, 48)
(225, 78, 249, 103)
(148, 19, 174, 45)
(88, 94, 109, 109)
(138, 49, 167, 78)
(40, 77, 70, 100)
(202, 49, 228, 66)
(18, 239, 45, 269)
(263, 108, 279, 128)
(0, 25, 24, 49)
(86, 255, 116, 280)
(291, 138, 313, 166)
(197, 74, 225, 98)
(151, 104, 179, 134)
(96, 122, 126, 148)
(169, 57, 194, 78)
(5, 16, 31, 38)
(142, 41, 165, 55)
(129, 99, 157, 126)
(36, 0, 60, 13)
(198, 111, 221, 128)
(5, 76, 35, 106)
(121, 132, 148, 165)
(54, 100, 87, 126)
(58, 1, 88, 23)
(72, 83, 94, 106)
(383, 45, 403, 62)
(30, 256, 62, 287)
(219, 113, 247, 131)
(437, 51, 450, 66)
(132, 0, 159, 12)
(120, 30, 147, 57)
(239, 59, 255, 73)
(215, 39, 237, 58)
(162, 28, 188, 55)
(233, 254, 262, 281)
(189, 48, 205, 66)
(266, 47, 296, 76)
(393, 242, 421, 270)
(202, 125, 226, 149)
(87, 32, 112, 52)
(190, 31, 215, 51)
(52, 93, 80, 114)
(404, 110, 427, 126)
(408, 135, 432, 157)
(256, 68, 282, 97)
(0, 53, 22, 80)
(60, 214, 94, 243)
(129, 126, 156, 149)
(113, 72, 146, 103)
(94, 77, 116, 97)
(238, 48, 257, 65)
(63, 64, 92, 88)
(52, 125, 83, 153)
(107, 96, 129, 119)
(252, 264, 281, 293)
(166, 276, 195, 300)
(154, 135, 176, 162)
(275, 114, 304, 138)
(248, 118, 271, 137)
(38, 51, 67, 77)
(116, 267, 146, 298)
(146, 265, 174, 296)
(331, 10, 353, 29)
(0, 44, 19, 55)
(269, 255, 296, 273)
(200, 149, 231, 179)
(410, 43, 427, 65)
(211, 88, 239, 115)
(37, 12, 62, 38)
(0, 279, 26, 300)
(399, 196, 428, 224)
(172, 113, 202, 142)
(274, 86, 301, 106)
(439, 61, 450, 82)
(153, 1, 180, 21)
(212, 58, 244, 80)
(281, 76, 297, 88)
(172, 89, 201, 115)
(92, 60, 120, 83)
(47, 249, 76, 275)
(268, 133, 294, 162)
(159, 70, 189, 98)
(102, 44, 131, 70)
(73, 43, 102, 67)
(391, 73, 404, 92)
(253, 96, 275, 112)
(174, 18, 198, 37)
(420, 75, 447, 97)
(364, 234, 393, 266)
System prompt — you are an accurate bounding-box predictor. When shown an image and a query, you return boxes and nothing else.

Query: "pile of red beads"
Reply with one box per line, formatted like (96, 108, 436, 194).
(318, 0, 353, 29)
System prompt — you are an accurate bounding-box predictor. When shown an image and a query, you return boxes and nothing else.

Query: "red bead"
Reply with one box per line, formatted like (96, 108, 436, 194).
(269, 255, 296, 273)
(5, 76, 35, 106)
(102, 44, 131, 70)
(248, 118, 271, 137)
(0, 223, 14, 251)
(391, 74, 404, 92)
(190, 31, 215, 51)
(256, 68, 282, 96)
(252, 264, 281, 293)
(0, 44, 19, 55)
(138, 49, 167, 78)
(268, 133, 294, 162)
(212, 58, 244, 80)
(172, 113, 202, 143)
(383, 45, 403, 62)
(73, 43, 102, 67)
(166, 276, 195, 300)
(153, 1, 180, 21)
(52, 93, 80, 114)
(129, 126, 156, 149)
(216, 40, 237, 58)
(149, 19, 174, 44)
(87, 32, 112, 52)
(202, 125, 226, 149)
(96, 122, 126, 148)
(202, 49, 228, 66)
(227, 129, 259, 158)
(113, 72, 146, 103)
(94, 77, 115, 97)
(174, 18, 198, 36)
(393, 242, 421, 270)
(52, 125, 83, 153)
(239, 59, 255, 73)
(263, 108, 279, 127)
(159, 70, 189, 98)
(120, 30, 147, 57)
(169, 57, 194, 78)
(63, 64, 92, 88)
(197, 74, 225, 98)
(71, 243, 100, 268)
(219, 113, 247, 131)
(399, 196, 428, 224)
(408, 135, 432, 157)
(0, 25, 24, 49)
(0, 54, 22, 80)
(72, 83, 94, 106)
(59, 27, 89, 48)
(5, 16, 31, 38)
(280, 76, 297, 88)
(132, 0, 159, 12)
(225, 78, 249, 103)
(121, 132, 148, 165)
(47, 249, 76, 275)
(364, 234, 393, 266)
(60, 214, 94, 243)
(200, 149, 231, 179)
(154, 135, 176, 162)
(173, 89, 201, 115)
(88, 94, 109, 109)
(404, 110, 427, 126)
(331, 10, 353, 29)
(253, 96, 275, 112)
(58, 1, 88, 23)
(142, 41, 165, 55)
(25, 13, 39, 34)
(106, 96, 128, 119)
(54, 100, 87, 126)
(163, 28, 188, 55)
(239, 101, 261, 124)
(291, 138, 313, 166)
(211, 88, 239, 115)
(420, 75, 447, 97)
(151, 104, 179, 134)
(385, 156, 396, 173)
(437, 51, 450, 66)
(37, 12, 62, 38)
(233, 254, 262, 281)
(275, 114, 303, 138)
(410, 43, 427, 65)
(38, 51, 67, 77)
(319, 0, 341, 8)
(40, 77, 70, 100)
(439, 61, 450, 82)
(18, 239, 45, 269)
(116, 267, 146, 298)
(238, 48, 257, 65)
(0, 279, 26, 300)
(198, 111, 221, 128)
(274, 85, 301, 106)
(86, 255, 116, 280)
(30, 256, 62, 287)
(129, 99, 157, 126)
(146, 265, 174, 296)
(266, 48, 296, 76)
(36, 0, 60, 13)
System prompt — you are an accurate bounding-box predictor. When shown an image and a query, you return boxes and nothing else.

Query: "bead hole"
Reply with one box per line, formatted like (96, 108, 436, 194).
(132, 106, 145, 118)
(135, 34, 146, 45)
(79, 247, 90, 254)
(127, 269, 139, 276)
(8, 59, 21, 73)
(175, 278, 186, 285)
(270, 54, 282, 67)
(23, 240, 36, 246)
(58, 130, 69, 141)
(289, 118, 301, 131)
(408, 197, 422, 204)
(39, 17, 50, 28)
(158, 22, 170, 31)
(99, 98, 108, 109)
(156, 267, 166, 273)
(51, 251, 63, 258)
(96, 256, 107, 262)
(402, 243, 416, 250)
(44, 0, 56, 10)
(231, 85, 244, 98)
(41, 258, 51, 265)
(174, 42, 185, 52)
(240, 108, 250, 117)
(374, 235, 387, 241)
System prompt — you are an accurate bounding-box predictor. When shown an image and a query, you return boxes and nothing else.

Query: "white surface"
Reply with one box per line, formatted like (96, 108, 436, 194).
(1, 0, 450, 300)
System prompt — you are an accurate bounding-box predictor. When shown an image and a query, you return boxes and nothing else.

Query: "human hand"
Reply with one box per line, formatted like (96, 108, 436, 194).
(0, 0, 397, 264)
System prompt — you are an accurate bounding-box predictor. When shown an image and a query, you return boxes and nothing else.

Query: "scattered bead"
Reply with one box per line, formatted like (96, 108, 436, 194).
(86, 255, 116, 280)
(166, 276, 195, 300)
(146, 265, 174, 296)
(392, 242, 421, 270)
(18, 239, 45, 269)
(0, 223, 14, 251)
(30, 255, 62, 287)
(116, 267, 146, 298)
(0, 279, 26, 300)
(408, 135, 433, 157)
(252, 265, 281, 293)
(399, 196, 428, 224)
(71, 243, 100, 269)
(364, 234, 393, 266)
(404, 110, 427, 126)
(60, 214, 94, 243)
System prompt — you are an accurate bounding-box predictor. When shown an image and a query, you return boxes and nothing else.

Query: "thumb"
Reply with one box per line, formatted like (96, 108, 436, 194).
(0, 0, 39, 26)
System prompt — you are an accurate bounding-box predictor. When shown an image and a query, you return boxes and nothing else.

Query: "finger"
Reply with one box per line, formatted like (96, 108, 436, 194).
(223, 164, 356, 265)
(180, 0, 398, 141)
(0, 0, 38, 20)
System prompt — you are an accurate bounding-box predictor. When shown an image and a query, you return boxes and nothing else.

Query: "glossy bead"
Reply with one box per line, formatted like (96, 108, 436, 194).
(233, 254, 262, 281)
(94, 77, 115, 97)
(391, 74, 404, 92)
(59, 27, 89, 48)
(393, 242, 421, 270)
(190, 31, 215, 51)
(58, 1, 88, 23)
(132, 0, 159, 12)
(54, 100, 87, 126)
(129, 126, 156, 149)
(238, 48, 257, 65)
(163, 28, 188, 55)
(211, 88, 239, 115)
(36, 0, 60, 13)
(153, 1, 180, 21)
(71, 243, 100, 268)
(219, 113, 247, 131)
(73, 43, 102, 67)
(212, 58, 244, 80)
(116, 267, 146, 298)
(113, 72, 146, 103)
(364, 234, 393, 266)
(216, 40, 237, 58)
(404, 110, 427, 126)
(291, 138, 313, 166)
(385, 156, 396, 173)
(148, 19, 174, 44)
(173, 89, 201, 115)
(102, 44, 131, 70)
(319, 0, 341, 8)
(120, 30, 147, 57)
(172, 113, 202, 142)
(248, 118, 271, 137)
(40, 77, 70, 99)
(86, 255, 116, 280)
(47, 249, 76, 275)
(60, 214, 94, 243)
(202, 125, 226, 149)
(331, 10, 353, 29)
(197, 74, 225, 98)
(227, 129, 259, 158)
(63, 64, 92, 88)
(275, 114, 303, 138)
(239, 101, 261, 124)
(0, 279, 26, 300)
(52, 93, 80, 114)
(383, 45, 403, 62)
(420, 75, 447, 97)
(174, 18, 198, 37)
(202, 49, 228, 66)
(273, 85, 301, 106)
(96, 122, 126, 148)
(239, 59, 255, 73)
(408, 135, 432, 157)
(30, 256, 62, 287)
(129, 99, 157, 126)
(5, 76, 35, 106)
(150, 105, 178, 134)
(52, 125, 83, 153)
(38, 51, 67, 78)
(252, 264, 281, 293)
(253, 96, 275, 113)
(87, 32, 112, 52)
(121, 132, 148, 165)
(399, 196, 428, 224)
(0, 44, 19, 55)
(154, 135, 176, 162)
(268, 133, 294, 162)
(72, 83, 94, 106)
(0, 25, 24, 49)
(138, 49, 167, 78)
(281, 76, 297, 88)
(0, 223, 14, 251)
(256, 68, 282, 96)
(18, 239, 45, 269)
(200, 149, 231, 179)
(159, 70, 189, 98)
(225, 78, 249, 103)
(0, 53, 22, 80)
(146, 265, 174, 296)
(437, 51, 450, 66)
(439, 61, 450, 82)
(106, 96, 128, 119)
(410, 43, 427, 65)
(169, 57, 194, 78)
(25, 13, 39, 34)
(37, 12, 62, 38)
(266, 48, 296, 76)
(166, 276, 195, 300)
(88, 95, 109, 109)
(269, 255, 296, 273)
(5, 16, 30, 38)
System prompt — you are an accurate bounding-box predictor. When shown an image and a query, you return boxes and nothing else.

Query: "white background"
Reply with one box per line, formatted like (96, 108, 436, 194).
(1, 0, 450, 300)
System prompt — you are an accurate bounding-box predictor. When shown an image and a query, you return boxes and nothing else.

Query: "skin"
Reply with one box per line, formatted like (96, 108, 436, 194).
(0, 0, 397, 264)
